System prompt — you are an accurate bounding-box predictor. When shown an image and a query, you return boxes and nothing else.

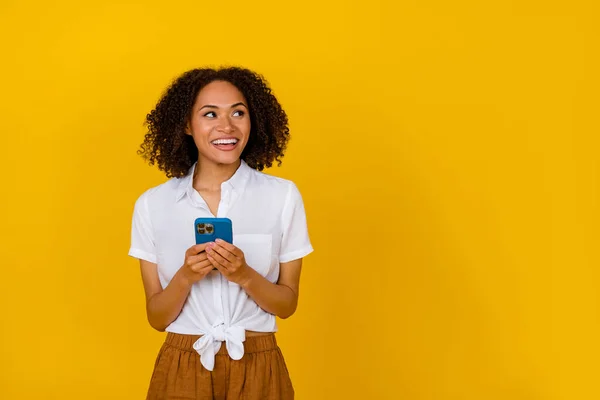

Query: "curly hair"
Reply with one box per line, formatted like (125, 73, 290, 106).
(138, 66, 290, 178)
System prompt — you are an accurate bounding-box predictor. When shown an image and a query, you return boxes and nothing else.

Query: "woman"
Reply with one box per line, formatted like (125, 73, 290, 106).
(128, 67, 313, 399)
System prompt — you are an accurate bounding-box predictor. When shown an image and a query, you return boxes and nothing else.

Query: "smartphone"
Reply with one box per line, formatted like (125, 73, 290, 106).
(195, 218, 233, 271)
(194, 217, 233, 245)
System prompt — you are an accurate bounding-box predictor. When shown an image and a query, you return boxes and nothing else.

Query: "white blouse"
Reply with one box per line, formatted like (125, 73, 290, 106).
(128, 160, 313, 371)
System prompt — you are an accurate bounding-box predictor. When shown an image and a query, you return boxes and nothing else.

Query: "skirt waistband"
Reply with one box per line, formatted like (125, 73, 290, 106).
(164, 332, 278, 355)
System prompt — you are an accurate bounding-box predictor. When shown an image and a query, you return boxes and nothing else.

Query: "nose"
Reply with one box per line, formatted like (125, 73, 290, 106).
(216, 116, 234, 133)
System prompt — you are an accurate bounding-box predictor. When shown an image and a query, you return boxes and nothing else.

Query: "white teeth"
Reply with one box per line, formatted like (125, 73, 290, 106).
(212, 138, 238, 145)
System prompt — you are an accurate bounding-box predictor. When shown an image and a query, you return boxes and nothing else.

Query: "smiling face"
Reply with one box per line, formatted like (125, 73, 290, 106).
(186, 80, 251, 167)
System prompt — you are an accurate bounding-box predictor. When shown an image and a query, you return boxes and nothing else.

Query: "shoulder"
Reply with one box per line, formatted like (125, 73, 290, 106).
(247, 169, 300, 197)
(133, 177, 181, 208)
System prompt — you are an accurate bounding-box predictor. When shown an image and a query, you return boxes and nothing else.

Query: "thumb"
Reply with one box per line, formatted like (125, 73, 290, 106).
(194, 242, 213, 253)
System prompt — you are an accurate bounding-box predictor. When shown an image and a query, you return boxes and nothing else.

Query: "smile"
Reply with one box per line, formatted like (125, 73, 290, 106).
(211, 138, 239, 145)
(211, 138, 240, 151)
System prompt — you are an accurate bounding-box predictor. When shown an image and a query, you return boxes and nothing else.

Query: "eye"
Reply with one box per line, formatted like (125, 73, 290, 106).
(232, 110, 245, 117)
(203, 111, 217, 118)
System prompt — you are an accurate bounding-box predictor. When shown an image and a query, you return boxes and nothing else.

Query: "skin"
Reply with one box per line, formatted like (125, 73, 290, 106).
(139, 80, 303, 333)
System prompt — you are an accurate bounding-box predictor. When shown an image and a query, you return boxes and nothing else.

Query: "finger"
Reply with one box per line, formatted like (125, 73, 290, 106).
(207, 247, 230, 268)
(191, 259, 213, 272)
(207, 250, 229, 271)
(198, 264, 216, 276)
(214, 263, 231, 277)
(210, 243, 236, 263)
(207, 255, 228, 273)
(187, 243, 210, 257)
(186, 252, 208, 266)
(215, 239, 242, 257)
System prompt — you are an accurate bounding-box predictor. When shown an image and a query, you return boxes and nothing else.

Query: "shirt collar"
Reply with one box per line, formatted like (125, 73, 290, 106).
(175, 160, 251, 202)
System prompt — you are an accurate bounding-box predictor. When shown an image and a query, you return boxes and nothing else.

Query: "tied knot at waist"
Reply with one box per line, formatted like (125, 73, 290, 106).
(192, 321, 246, 371)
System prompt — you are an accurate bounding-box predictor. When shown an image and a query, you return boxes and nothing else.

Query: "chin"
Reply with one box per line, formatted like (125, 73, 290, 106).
(198, 144, 246, 166)
(208, 153, 243, 166)
(217, 158, 241, 166)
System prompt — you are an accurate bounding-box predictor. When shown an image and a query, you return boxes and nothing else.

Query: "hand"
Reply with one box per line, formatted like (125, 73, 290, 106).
(205, 239, 252, 286)
(180, 243, 214, 286)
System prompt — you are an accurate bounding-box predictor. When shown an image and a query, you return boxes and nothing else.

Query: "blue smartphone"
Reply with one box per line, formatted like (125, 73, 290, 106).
(194, 217, 233, 245)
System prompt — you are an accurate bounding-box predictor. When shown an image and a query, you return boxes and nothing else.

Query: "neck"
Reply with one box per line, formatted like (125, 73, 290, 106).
(193, 158, 241, 191)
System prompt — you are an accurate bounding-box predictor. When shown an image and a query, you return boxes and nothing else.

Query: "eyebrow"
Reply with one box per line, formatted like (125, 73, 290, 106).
(199, 102, 248, 111)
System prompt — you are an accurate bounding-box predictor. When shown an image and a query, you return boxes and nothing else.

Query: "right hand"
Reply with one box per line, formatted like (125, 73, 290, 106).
(180, 243, 214, 285)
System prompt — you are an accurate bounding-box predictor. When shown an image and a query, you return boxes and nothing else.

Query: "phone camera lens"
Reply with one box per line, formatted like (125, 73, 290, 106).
(206, 225, 214, 233)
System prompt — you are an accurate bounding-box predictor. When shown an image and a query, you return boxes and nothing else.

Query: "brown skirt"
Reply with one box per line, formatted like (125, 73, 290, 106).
(146, 332, 294, 400)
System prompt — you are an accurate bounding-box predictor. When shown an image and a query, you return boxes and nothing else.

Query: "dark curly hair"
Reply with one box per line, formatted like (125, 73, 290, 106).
(138, 66, 290, 178)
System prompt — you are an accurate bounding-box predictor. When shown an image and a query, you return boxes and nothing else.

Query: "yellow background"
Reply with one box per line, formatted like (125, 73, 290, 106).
(1, 1, 598, 399)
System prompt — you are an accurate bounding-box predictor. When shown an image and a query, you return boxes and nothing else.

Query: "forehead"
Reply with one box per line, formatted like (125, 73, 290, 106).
(194, 80, 246, 106)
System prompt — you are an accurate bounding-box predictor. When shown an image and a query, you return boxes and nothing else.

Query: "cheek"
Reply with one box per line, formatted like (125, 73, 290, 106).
(237, 119, 251, 136)
(191, 119, 213, 136)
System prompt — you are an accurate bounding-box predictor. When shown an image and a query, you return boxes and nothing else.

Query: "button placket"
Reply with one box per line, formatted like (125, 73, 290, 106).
(214, 185, 230, 325)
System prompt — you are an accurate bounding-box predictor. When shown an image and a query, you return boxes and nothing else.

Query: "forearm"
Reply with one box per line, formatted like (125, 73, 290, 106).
(240, 268, 298, 319)
(146, 270, 193, 331)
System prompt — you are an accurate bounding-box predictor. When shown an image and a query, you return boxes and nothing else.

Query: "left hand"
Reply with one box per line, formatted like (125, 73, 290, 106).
(205, 239, 252, 286)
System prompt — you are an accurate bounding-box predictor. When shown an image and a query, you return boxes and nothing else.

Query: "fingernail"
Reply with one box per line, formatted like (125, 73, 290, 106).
(215, 239, 223, 243)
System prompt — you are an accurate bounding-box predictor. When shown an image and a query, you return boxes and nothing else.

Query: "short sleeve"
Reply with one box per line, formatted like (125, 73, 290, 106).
(128, 190, 158, 263)
(279, 182, 314, 263)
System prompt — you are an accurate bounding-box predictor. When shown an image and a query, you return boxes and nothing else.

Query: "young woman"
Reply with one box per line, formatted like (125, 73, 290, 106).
(128, 67, 313, 399)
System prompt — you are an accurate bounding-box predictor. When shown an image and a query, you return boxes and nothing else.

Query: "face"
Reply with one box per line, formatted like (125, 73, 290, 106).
(186, 80, 251, 167)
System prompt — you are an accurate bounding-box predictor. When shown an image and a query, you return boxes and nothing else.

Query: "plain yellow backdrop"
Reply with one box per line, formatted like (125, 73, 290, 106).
(1, 1, 598, 399)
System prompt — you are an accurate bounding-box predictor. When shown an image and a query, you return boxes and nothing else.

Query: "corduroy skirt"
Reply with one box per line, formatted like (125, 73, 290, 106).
(146, 332, 294, 400)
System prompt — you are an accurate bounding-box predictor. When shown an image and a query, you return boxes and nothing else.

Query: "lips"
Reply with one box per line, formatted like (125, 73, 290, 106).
(211, 137, 239, 151)
(211, 138, 239, 145)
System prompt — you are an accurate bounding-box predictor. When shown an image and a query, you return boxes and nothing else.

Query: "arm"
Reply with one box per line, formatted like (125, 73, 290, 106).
(140, 260, 192, 332)
(139, 243, 213, 331)
(206, 240, 303, 319)
(240, 259, 303, 319)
